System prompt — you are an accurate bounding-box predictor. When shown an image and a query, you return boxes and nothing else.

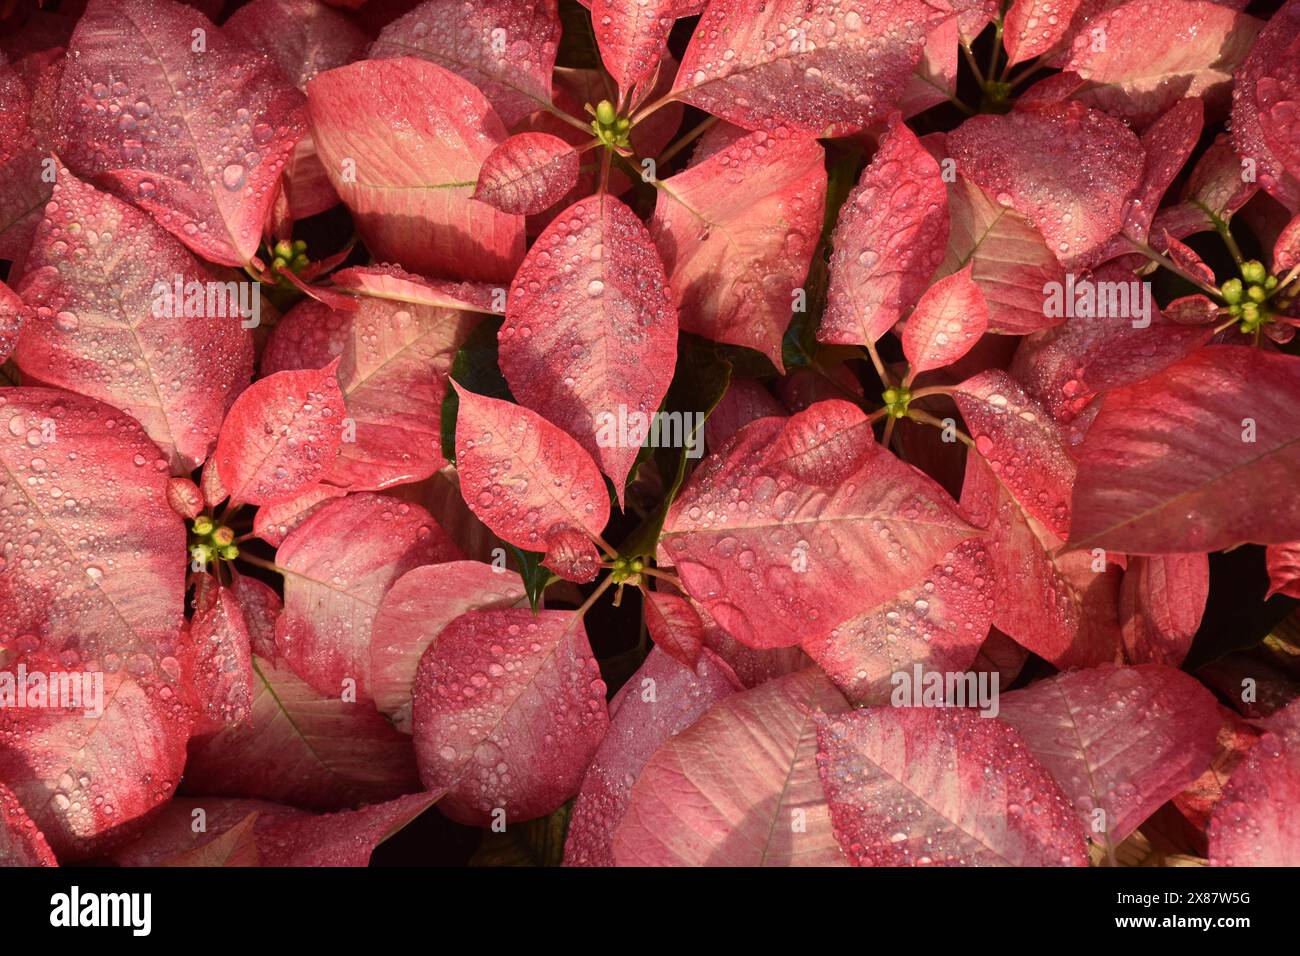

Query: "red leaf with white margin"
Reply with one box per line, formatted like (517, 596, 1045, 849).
(998, 663, 1219, 846)
(14, 168, 253, 472)
(651, 127, 826, 371)
(1003, 0, 1082, 67)
(182, 654, 420, 811)
(1119, 554, 1209, 666)
(819, 121, 949, 346)
(671, 0, 945, 137)
(1266, 542, 1300, 599)
(501, 194, 676, 494)
(371, 561, 527, 732)
(453, 385, 611, 554)
(614, 668, 849, 866)
(817, 707, 1088, 866)
(642, 589, 706, 668)
(0, 781, 56, 866)
(953, 369, 1075, 539)
(661, 409, 977, 650)
(1208, 704, 1300, 865)
(112, 792, 436, 867)
(564, 647, 739, 867)
(368, 0, 561, 129)
(903, 264, 989, 374)
(54, 0, 308, 266)
(1063, 0, 1259, 129)
(252, 482, 347, 547)
(412, 607, 609, 826)
(0, 389, 192, 856)
(232, 572, 281, 660)
(947, 102, 1144, 270)
(960, 454, 1122, 667)
(802, 539, 993, 706)
(224, 0, 368, 220)
(473, 132, 581, 216)
(213, 361, 345, 506)
(189, 577, 255, 733)
(274, 492, 461, 700)
(1174, 706, 1259, 832)
(1070, 347, 1300, 553)
(262, 296, 476, 490)
(0, 279, 25, 363)
(331, 264, 503, 315)
(591, 0, 680, 99)
(1230, 0, 1300, 212)
(307, 57, 524, 283)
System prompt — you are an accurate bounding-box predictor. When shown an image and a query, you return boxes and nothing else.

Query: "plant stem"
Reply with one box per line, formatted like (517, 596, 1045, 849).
(593, 532, 619, 559)
(1126, 238, 1222, 298)
(861, 341, 892, 387)
(988, 18, 1005, 83)
(960, 41, 986, 87)
(630, 92, 677, 126)
(575, 574, 615, 618)
(238, 553, 282, 575)
(638, 565, 682, 589)
(908, 384, 956, 402)
(907, 408, 974, 447)
(658, 115, 719, 167)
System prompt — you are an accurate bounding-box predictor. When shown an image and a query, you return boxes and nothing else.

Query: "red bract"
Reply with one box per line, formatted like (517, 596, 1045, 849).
(502, 193, 676, 493)
(817, 707, 1088, 866)
(15, 166, 253, 471)
(2, 0, 1299, 872)
(651, 127, 825, 369)
(55, 0, 307, 266)
(307, 57, 525, 282)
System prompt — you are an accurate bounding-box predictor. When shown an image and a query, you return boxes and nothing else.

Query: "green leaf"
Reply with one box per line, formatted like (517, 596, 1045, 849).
(508, 543, 555, 613)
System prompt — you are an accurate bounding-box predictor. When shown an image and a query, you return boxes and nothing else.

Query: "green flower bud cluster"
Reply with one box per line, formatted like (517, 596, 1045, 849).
(882, 386, 912, 419)
(609, 555, 644, 584)
(189, 515, 239, 564)
(270, 238, 310, 276)
(589, 100, 632, 151)
(1221, 260, 1279, 333)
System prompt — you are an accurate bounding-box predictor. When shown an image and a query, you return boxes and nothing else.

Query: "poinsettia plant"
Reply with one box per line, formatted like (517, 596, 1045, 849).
(0, 0, 1299, 869)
